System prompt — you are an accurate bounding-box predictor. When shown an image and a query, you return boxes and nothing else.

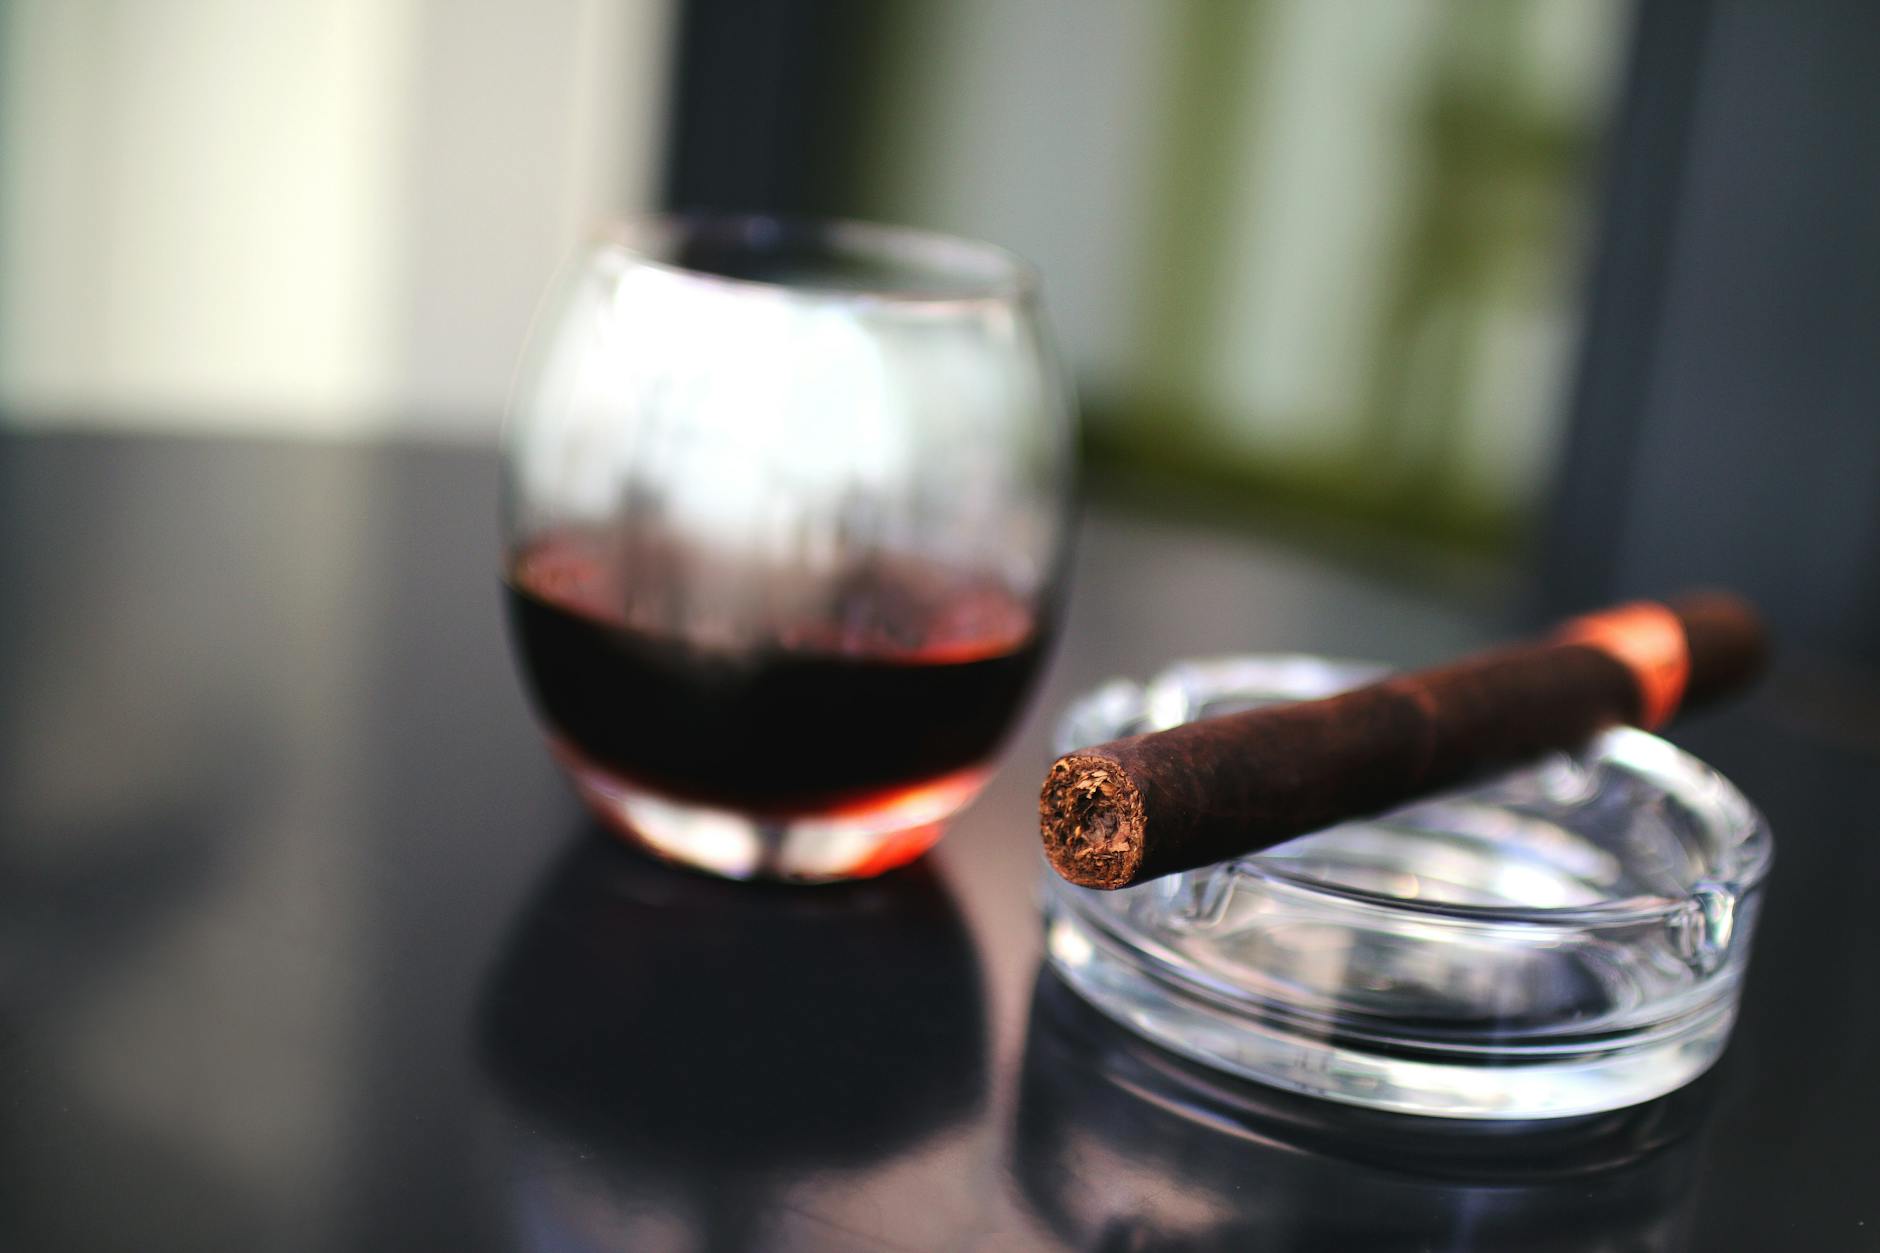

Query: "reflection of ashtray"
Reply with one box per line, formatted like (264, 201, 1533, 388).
(1014, 969, 1709, 1251)
(1044, 656, 1773, 1119)
(476, 832, 986, 1246)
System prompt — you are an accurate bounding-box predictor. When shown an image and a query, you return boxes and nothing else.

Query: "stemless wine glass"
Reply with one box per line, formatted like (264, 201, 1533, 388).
(502, 215, 1075, 882)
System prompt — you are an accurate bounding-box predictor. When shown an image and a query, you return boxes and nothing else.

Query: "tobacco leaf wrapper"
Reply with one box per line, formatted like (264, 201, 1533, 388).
(1040, 592, 1767, 890)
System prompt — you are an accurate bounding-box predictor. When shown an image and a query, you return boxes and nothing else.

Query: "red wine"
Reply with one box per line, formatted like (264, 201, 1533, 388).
(505, 538, 1050, 816)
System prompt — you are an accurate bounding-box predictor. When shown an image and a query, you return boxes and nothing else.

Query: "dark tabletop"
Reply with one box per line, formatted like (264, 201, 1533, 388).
(1, 432, 1875, 1252)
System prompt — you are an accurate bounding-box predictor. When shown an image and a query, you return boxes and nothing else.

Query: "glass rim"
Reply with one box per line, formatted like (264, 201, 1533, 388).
(1054, 653, 1774, 928)
(589, 211, 1041, 308)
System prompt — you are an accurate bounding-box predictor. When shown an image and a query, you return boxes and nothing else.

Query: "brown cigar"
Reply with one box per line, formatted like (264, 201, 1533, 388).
(1039, 591, 1768, 890)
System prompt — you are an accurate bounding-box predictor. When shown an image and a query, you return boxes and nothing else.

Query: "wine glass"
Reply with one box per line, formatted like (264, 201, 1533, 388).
(502, 214, 1076, 882)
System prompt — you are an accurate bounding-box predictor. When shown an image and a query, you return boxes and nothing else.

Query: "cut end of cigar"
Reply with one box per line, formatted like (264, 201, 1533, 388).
(1667, 588, 1772, 703)
(1039, 754, 1146, 890)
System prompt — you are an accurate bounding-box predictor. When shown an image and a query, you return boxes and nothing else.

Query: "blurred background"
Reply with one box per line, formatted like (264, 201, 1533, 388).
(2, 0, 1875, 665)
(2, 9, 1876, 1248)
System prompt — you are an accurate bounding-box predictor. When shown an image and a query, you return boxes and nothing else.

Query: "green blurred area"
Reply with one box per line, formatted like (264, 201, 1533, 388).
(840, 0, 1627, 555)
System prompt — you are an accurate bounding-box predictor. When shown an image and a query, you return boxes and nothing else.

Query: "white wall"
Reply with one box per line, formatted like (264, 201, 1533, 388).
(0, 0, 672, 441)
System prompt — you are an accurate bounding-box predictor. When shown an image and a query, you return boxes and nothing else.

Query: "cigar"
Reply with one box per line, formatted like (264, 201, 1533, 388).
(1040, 592, 1768, 890)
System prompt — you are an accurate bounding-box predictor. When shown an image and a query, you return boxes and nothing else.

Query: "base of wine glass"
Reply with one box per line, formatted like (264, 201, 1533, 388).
(553, 743, 987, 882)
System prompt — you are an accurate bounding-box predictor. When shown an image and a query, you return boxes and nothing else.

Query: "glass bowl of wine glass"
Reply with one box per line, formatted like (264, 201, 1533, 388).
(502, 214, 1076, 882)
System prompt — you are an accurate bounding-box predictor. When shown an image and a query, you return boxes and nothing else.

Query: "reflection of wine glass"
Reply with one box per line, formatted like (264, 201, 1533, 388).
(501, 215, 1075, 881)
(476, 829, 988, 1249)
(1013, 970, 1710, 1251)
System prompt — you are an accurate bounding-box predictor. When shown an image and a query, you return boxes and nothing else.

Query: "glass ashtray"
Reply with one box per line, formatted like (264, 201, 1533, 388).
(1040, 655, 1773, 1120)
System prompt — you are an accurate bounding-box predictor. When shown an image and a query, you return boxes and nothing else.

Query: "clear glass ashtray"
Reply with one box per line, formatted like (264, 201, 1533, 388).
(1041, 655, 1773, 1120)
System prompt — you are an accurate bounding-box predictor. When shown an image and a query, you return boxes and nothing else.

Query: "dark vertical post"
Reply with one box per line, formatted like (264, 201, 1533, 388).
(661, 0, 885, 216)
(1541, 1, 1716, 608)
(1542, 0, 1880, 666)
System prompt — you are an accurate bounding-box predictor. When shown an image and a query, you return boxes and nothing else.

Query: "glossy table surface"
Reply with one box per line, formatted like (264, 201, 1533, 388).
(2, 432, 1875, 1252)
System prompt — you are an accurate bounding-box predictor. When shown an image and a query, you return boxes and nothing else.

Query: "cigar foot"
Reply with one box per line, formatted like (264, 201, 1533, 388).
(1040, 755, 1146, 889)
